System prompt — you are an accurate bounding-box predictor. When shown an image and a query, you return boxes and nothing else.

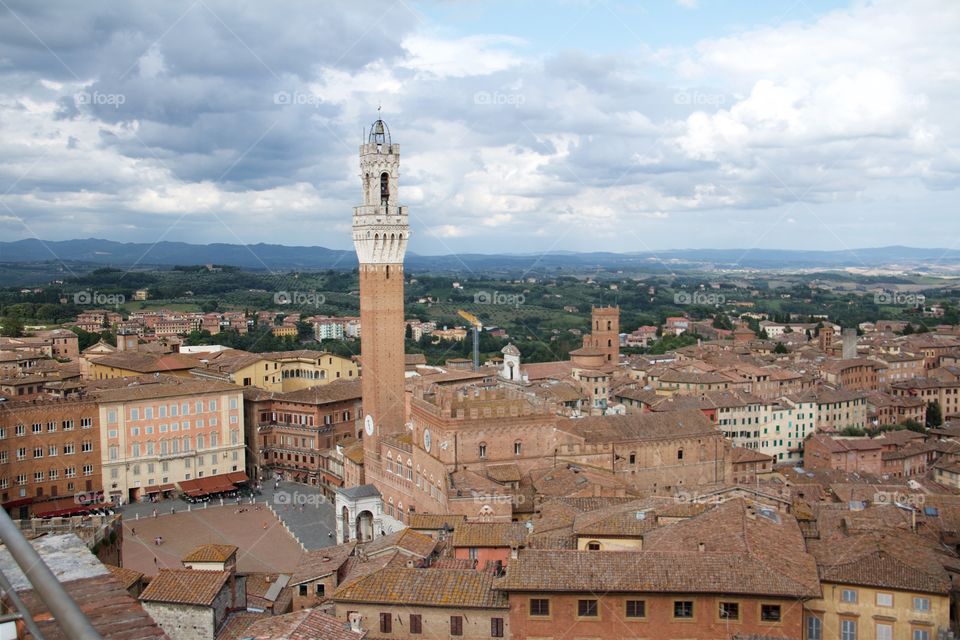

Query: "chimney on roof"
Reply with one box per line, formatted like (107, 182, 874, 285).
(510, 543, 519, 560)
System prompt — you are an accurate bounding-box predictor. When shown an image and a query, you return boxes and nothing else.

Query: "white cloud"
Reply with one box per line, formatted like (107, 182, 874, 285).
(0, 0, 958, 252)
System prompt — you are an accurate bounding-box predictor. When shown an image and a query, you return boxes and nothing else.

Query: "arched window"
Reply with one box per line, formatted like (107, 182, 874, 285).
(514, 440, 522, 456)
(380, 172, 389, 206)
(479, 442, 487, 458)
(587, 541, 602, 551)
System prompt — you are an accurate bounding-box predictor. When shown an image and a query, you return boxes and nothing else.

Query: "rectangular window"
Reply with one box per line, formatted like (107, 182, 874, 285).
(719, 602, 739, 620)
(876, 592, 893, 607)
(107, 410, 117, 423)
(841, 619, 857, 640)
(379, 613, 391, 633)
(913, 630, 930, 640)
(760, 604, 781, 622)
(298, 585, 307, 597)
(841, 589, 858, 603)
(625, 600, 645, 618)
(529, 599, 549, 617)
(876, 624, 893, 640)
(450, 615, 463, 636)
(577, 599, 598, 617)
(674, 601, 694, 619)
(491, 617, 504, 638)
(410, 614, 421, 634)
(913, 597, 930, 611)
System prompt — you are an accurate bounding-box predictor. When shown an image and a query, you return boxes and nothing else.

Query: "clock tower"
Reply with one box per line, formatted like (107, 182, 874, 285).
(353, 117, 409, 468)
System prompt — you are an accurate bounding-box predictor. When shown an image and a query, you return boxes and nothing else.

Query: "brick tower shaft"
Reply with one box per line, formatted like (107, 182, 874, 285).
(352, 118, 409, 465)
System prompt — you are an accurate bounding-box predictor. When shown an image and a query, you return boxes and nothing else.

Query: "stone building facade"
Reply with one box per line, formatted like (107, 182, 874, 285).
(0, 397, 102, 518)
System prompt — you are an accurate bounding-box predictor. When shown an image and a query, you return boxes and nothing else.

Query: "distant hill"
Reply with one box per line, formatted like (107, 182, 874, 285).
(1, 238, 958, 273)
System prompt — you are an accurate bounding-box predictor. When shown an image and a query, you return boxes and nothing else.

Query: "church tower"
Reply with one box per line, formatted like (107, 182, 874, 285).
(584, 306, 620, 363)
(353, 117, 409, 466)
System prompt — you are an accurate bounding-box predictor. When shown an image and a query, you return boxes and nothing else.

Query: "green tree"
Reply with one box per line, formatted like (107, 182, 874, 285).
(773, 342, 789, 354)
(0, 316, 24, 337)
(712, 313, 733, 330)
(926, 401, 943, 428)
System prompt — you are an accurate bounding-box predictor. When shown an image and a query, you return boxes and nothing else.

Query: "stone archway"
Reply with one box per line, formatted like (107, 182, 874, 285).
(356, 509, 374, 542)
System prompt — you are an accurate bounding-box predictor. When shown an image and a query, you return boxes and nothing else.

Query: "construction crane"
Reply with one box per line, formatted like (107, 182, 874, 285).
(457, 309, 482, 371)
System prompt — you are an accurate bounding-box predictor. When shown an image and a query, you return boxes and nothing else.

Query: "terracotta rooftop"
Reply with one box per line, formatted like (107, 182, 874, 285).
(91, 378, 239, 403)
(333, 567, 508, 609)
(244, 607, 365, 639)
(408, 513, 467, 531)
(105, 564, 144, 591)
(571, 499, 664, 537)
(182, 543, 238, 563)
(807, 433, 882, 453)
(640, 499, 821, 595)
(485, 463, 522, 484)
(278, 379, 363, 404)
(217, 611, 272, 640)
(557, 408, 718, 444)
(289, 541, 356, 586)
(497, 549, 818, 598)
(731, 447, 775, 464)
(88, 351, 200, 373)
(451, 522, 528, 548)
(362, 528, 437, 559)
(17, 573, 168, 640)
(139, 569, 231, 606)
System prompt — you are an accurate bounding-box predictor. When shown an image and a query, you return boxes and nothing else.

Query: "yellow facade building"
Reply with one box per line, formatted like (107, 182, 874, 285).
(190, 349, 358, 393)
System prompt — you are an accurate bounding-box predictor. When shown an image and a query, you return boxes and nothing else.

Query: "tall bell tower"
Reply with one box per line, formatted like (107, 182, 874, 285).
(353, 117, 409, 467)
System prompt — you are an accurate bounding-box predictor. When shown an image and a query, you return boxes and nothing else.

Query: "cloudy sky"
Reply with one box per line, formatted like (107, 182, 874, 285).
(1, 0, 958, 255)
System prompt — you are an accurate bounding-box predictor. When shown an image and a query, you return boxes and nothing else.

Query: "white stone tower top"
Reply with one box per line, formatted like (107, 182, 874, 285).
(352, 118, 410, 264)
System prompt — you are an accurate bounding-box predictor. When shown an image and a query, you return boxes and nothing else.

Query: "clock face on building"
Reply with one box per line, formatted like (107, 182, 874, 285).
(423, 428, 432, 452)
(364, 414, 374, 437)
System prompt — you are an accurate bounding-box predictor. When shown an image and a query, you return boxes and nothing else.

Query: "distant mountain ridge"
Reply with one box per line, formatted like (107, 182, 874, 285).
(1, 238, 958, 272)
